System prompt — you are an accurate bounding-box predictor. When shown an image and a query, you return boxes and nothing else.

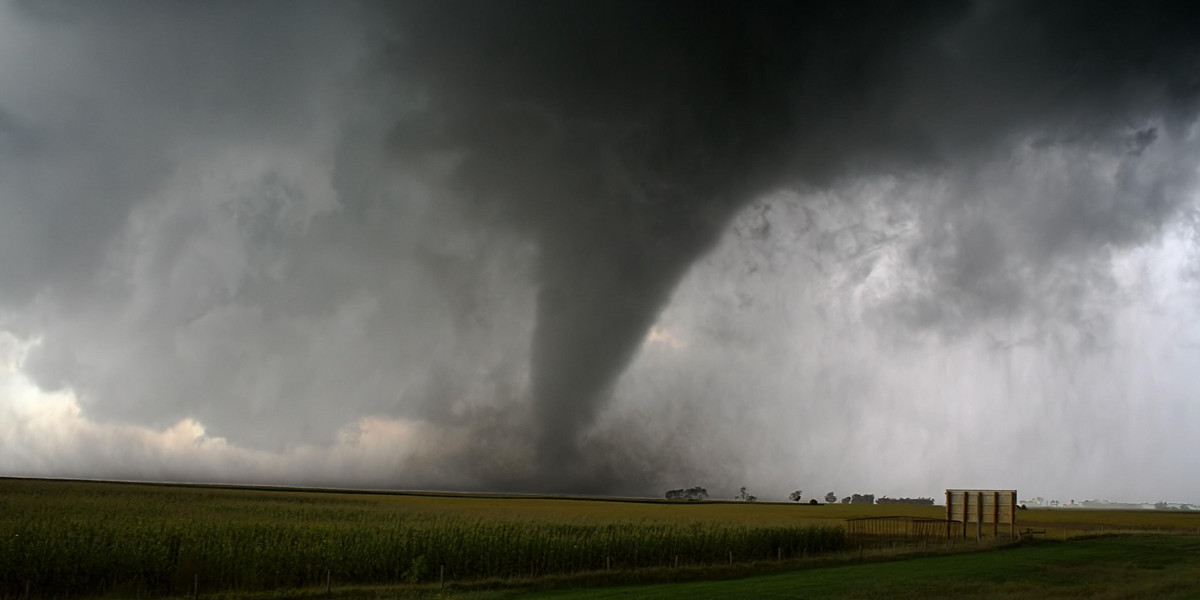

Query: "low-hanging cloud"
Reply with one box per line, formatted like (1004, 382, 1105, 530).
(1, 0, 1199, 499)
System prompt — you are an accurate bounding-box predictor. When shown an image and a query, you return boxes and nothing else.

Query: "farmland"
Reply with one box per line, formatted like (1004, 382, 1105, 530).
(3, 478, 1200, 599)
(513, 534, 1200, 600)
(0, 478, 847, 598)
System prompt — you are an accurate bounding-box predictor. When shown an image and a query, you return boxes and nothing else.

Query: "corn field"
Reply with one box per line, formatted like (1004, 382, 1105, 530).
(0, 479, 847, 597)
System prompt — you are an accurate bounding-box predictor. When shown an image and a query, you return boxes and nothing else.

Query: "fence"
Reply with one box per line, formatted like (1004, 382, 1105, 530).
(845, 516, 963, 542)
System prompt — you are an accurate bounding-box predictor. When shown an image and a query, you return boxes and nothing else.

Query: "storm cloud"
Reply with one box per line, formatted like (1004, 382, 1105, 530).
(2, 0, 1199, 499)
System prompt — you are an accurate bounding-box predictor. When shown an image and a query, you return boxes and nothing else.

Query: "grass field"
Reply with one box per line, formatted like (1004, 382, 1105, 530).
(3, 478, 1199, 599)
(503, 534, 1200, 600)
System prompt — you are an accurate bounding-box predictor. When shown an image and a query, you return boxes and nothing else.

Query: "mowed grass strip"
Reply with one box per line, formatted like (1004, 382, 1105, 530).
(507, 534, 1200, 600)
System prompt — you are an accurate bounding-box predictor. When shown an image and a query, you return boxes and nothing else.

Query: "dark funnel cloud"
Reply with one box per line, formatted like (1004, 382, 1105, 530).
(385, 0, 963, 486)
(385, 0, 1200, 487)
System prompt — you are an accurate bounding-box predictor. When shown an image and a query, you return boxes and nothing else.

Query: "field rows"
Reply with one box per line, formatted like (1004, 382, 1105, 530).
(5, 479, 1200, 598)
(0, 479, 846, 597)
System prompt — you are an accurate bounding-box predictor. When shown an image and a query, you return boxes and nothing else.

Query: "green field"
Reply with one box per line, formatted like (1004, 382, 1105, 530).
(506, 535, 1200, 600)
(3, 478, 1199, 599)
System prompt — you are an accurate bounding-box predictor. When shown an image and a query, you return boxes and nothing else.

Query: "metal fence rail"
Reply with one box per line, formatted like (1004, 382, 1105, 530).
(845, 516, 963, 541)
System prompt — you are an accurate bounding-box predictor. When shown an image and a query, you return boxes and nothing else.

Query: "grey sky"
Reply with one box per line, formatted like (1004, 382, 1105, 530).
(1, 0, 1199, 502)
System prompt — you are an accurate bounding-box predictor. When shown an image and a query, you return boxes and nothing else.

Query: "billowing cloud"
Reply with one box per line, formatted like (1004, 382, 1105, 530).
(1, 0, 1199, 501)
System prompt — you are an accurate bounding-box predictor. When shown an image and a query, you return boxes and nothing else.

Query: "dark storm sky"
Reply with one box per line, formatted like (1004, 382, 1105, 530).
(1, 0, 1199, 501)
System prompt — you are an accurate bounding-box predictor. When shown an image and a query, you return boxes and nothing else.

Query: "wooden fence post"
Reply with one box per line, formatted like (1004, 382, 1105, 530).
(976, 492, 983, 542)
(1011, 493, 1017, 538)
(945, 490, 953, 540)
(993, 491, 1000, 537)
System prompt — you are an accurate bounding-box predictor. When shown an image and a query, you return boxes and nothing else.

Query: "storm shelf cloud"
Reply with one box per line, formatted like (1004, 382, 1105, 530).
(2, 0, 1200, 501)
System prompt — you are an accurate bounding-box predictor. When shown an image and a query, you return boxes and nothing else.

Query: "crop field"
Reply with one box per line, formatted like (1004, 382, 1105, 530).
(0, 479, 848, 598)
(3, 478, 1199, 599)
(1012, 507, 1200, 538)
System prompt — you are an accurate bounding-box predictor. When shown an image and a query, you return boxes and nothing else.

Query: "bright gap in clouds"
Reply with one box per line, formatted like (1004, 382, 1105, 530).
(0, 332, 461, 488)
(600, 167, 1200, 504)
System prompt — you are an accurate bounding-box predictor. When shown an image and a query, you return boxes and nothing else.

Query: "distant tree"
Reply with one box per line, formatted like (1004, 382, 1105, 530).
(808, 499, 819, 505)
(736, 487, 757, 502)
(665, 486, 709, 501)
(789, 490, 803, 502)
(825, 492, 837, 503)
(841, 496, 851, 504)
(849, 493, 875, 504)
(876, 497, 935, 506)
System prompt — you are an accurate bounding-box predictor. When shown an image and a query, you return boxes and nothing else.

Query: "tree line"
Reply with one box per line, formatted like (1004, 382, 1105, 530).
(664, 488, 934, 505)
